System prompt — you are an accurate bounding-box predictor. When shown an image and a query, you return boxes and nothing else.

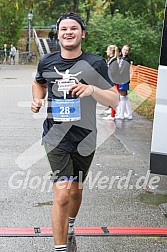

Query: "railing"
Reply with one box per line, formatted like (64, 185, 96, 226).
(130, 65, 158, 100)
(42, 38, 51, 53)
(19, 51, 38, 64)
(33, 28, 44, 56)
(39, 38, 47, 54)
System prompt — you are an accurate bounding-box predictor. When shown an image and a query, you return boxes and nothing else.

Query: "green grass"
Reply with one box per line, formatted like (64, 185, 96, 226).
(129, 89, 155, 121)
(134, 99, 155, 120)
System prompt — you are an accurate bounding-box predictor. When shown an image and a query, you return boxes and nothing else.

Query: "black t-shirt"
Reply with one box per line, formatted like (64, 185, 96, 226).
(119, 55, 131, 84)
(35, 51, 114, 154)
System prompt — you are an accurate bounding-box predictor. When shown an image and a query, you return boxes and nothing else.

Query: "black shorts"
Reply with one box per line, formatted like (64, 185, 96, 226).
(44, 143, 95, 183)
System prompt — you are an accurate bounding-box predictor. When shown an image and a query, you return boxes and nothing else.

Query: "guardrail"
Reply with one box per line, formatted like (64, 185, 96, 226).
(33, 28, 44, 56)
(19, 51, 38, 65)
(130, 65, 158, 100)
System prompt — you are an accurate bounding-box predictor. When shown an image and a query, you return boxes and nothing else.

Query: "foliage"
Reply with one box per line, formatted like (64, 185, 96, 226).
(0, 0, 24, 48)
(23, 0, 80, 25)
(103, 0, 165, 28)
(0, 0, 166, 69)
(83, 12, 162, 69)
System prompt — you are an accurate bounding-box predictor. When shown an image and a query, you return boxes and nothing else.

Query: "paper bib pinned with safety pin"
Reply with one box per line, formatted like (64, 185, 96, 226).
(51, 78, 81, 122)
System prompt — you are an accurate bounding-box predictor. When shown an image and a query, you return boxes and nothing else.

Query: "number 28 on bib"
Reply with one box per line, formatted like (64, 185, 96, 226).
(51, 98, 81, 122)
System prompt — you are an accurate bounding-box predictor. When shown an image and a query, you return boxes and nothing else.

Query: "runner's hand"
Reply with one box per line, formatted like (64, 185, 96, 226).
(31, 98, 44, 113)
(68, 83, 94, 98)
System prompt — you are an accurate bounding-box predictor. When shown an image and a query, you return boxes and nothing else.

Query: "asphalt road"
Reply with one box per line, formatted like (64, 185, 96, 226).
(0, 65, 167, 252)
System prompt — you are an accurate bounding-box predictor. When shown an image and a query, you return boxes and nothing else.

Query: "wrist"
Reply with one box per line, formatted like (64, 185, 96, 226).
(33, 98, 45, 107)
(90, 85, 95, 95)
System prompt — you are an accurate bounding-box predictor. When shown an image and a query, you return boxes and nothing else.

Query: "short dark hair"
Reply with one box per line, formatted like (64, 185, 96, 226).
(56, 12, 86, 31)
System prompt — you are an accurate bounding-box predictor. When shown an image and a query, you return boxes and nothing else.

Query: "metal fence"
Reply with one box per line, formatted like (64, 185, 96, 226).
(0, 50, 38, 65)
(19, 51, 38, 64)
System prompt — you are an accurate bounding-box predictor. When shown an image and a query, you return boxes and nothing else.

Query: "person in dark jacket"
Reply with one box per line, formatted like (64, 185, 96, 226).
(48, 29, 55, 41)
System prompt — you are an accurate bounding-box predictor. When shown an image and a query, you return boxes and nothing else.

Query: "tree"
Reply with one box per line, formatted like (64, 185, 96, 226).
(83, 12, 161, 69)
(0, 0, 165, 68)
(103, 0, 165, 28)
(0, 0, 24, 47)
(30, 0, 80, 25)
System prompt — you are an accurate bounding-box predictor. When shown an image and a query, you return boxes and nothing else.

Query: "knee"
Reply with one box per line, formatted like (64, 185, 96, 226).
(53, 187, 70, 208)
(70, 188, 82, 201)
(55, 195, 70, 208)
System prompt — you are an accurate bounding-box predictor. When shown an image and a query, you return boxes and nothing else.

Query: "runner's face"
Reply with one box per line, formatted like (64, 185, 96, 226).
(58, 19, 85, 50)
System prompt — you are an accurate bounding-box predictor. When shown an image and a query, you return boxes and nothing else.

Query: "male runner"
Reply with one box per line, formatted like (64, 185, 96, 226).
(31, 12, 119, 252)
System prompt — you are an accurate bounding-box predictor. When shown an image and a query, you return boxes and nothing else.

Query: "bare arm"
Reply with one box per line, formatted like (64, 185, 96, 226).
(69, 83, 119, 109)
(91, 85, 119, 109)
(31, 81, 47, 113)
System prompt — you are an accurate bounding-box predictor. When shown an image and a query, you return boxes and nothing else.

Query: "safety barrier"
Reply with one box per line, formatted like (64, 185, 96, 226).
(0, 226, 167, 237)
(130, 65, 158, 100)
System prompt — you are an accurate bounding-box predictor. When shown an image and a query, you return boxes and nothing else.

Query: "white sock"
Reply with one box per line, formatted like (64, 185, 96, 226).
(116, 95, 126, 119)
(125, 99, 133, 117)
(55, 245, 67, 251)
(68, 217, 76, 235)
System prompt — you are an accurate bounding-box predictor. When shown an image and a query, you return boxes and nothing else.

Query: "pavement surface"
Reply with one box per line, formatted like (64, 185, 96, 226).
(0, 65, 167, 252)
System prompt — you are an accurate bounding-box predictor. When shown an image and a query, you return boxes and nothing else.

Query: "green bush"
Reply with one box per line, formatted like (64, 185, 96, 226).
(83, 12, 161, 69)
(0, 1, 24, 48)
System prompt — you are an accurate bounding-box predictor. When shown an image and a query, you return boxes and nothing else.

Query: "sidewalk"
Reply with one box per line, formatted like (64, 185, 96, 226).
(0, 65, 167, 252)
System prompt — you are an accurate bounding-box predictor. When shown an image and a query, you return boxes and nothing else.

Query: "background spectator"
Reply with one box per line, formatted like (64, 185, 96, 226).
(115, 44, 133, 120)
(3, 44, 9, 64)
(103, 44, 120, 120)
(48, 29, 55, 42)
(9, 44, 17, 65)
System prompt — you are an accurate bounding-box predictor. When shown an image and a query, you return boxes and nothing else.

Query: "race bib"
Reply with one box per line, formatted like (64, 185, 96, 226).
(51, 98, 81, 122)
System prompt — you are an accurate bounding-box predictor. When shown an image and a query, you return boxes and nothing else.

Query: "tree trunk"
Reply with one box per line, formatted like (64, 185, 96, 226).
(85, 6, 90, 24)
(71, 0, 79, 12)
(109, 2, 114, 15)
